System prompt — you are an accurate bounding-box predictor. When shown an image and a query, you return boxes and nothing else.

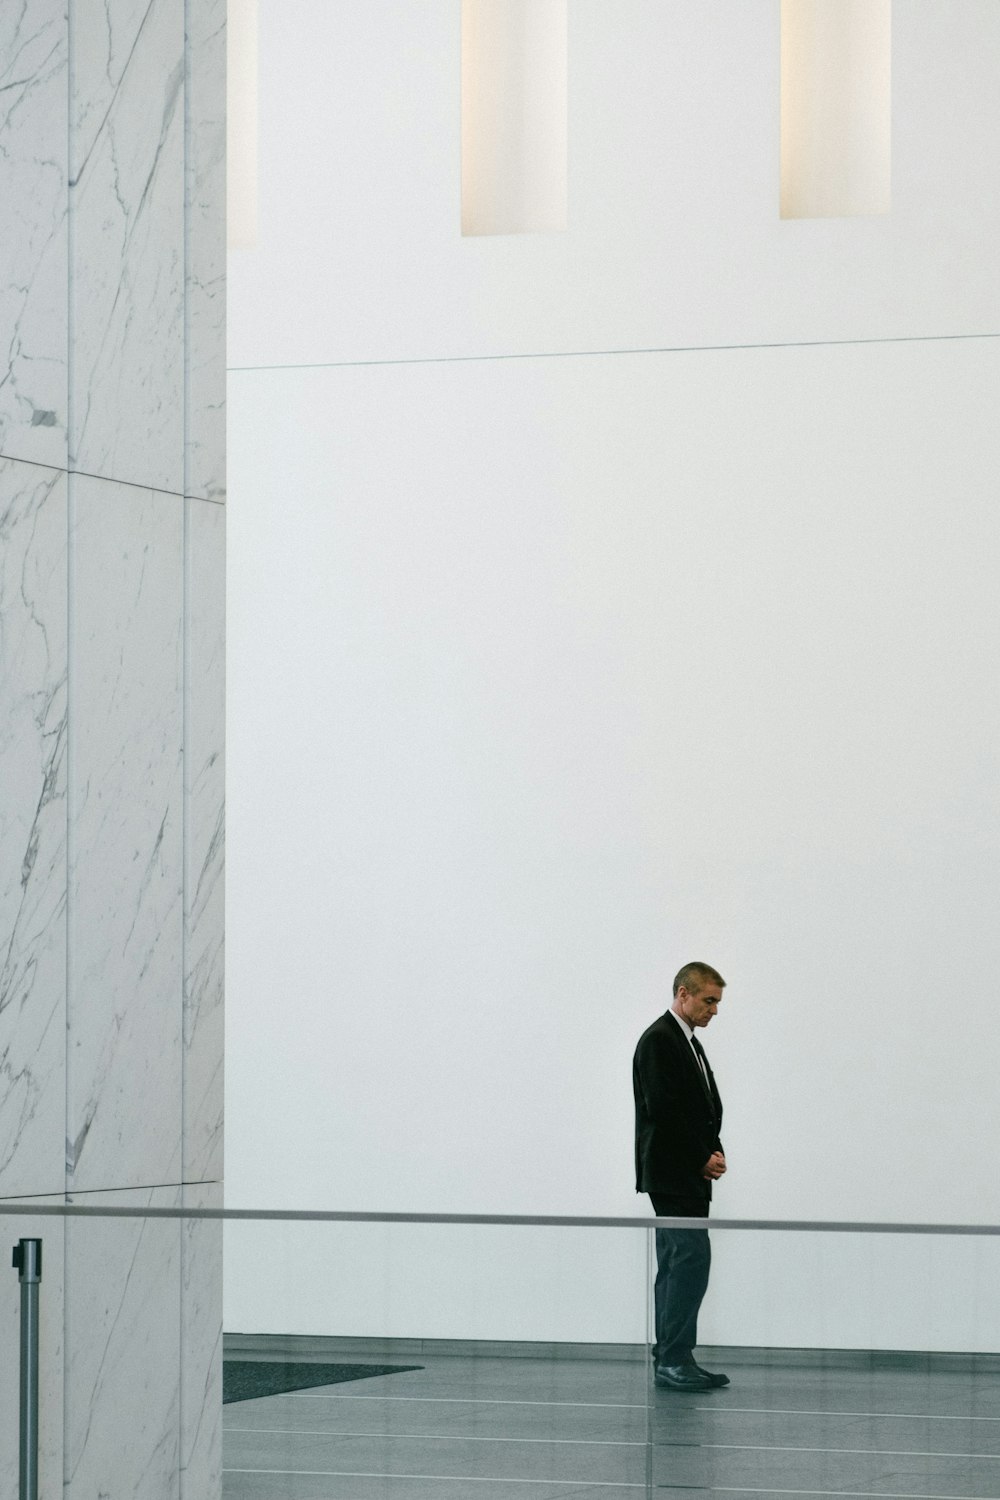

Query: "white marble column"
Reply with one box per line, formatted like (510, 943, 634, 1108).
(0, 0, 225, 1494)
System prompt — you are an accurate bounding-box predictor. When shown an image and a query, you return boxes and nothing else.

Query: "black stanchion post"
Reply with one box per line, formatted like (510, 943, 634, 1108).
(11, 1239, 42, 1500)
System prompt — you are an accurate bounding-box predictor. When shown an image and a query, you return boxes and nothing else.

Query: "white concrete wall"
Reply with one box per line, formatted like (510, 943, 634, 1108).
(225, 0, 1000, 1351)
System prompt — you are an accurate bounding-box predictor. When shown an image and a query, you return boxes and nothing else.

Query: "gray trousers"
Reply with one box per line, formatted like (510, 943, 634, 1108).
(649, 1195, 711, 1366)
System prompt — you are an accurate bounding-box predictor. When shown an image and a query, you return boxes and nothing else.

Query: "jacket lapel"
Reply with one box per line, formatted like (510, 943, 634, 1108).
(666, 1012, 715, 1106)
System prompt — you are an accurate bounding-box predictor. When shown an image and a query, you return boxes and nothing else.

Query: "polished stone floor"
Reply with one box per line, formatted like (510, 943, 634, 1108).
(222, 1347, 1000, 1499)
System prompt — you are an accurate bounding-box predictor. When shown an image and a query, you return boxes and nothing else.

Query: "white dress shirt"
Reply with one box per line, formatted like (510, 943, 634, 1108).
(671, 1009, 710, 1085)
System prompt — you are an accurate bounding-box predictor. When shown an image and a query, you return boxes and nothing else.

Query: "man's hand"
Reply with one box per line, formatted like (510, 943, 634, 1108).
(702, 1151, 726, 1180)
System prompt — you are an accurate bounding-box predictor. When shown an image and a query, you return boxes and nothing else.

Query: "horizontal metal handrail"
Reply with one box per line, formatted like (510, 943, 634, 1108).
(0, 1203, 998, 1234)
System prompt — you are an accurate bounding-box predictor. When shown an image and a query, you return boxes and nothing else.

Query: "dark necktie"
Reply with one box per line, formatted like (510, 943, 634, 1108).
(690, 1035, 713, 1100)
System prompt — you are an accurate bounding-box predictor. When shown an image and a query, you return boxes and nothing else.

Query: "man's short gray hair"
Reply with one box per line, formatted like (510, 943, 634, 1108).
(672, 962, 726, 997)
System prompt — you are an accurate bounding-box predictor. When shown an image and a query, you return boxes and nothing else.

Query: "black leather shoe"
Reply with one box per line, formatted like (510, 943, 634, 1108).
(691, 1362, 730, 1388)
(653, 1363, 715, 1392)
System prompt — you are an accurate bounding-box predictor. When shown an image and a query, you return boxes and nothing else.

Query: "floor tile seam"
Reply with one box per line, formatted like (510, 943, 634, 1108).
(219, 1466, 1000, 1498)
(219, 1467, 1000, 1499)
(657, 1488, 1000, 1500)
(284, 1392, 1000, 1423)
(226, 329, 1000, 375)
(224, 1427, 646, 1447)
(289, 1393, 648, 1410)
(221, 1426, 1000, 1460)
(708, 1442, 1000, 1460)
(707, 1407, 1000, 1424)
(222, 1467, 645, 1487)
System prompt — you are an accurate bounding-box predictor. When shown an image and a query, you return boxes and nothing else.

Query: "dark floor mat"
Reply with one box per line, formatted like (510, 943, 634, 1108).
(223, 1359, 423, 1404)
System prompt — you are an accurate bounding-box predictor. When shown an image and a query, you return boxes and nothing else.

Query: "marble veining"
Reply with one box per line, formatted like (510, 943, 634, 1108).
(0, 0, 69, 469)
(64, 1186, 181, 1500)
(184, 498, 225, 1183)
(70, 0, 185, 493)
(5, 3, 224, 1492)
(185, 0, 226, 502)
(0, 458, 67, 1197)
(181, 1182, 222, 1500)
(67, 475, 184, 1190)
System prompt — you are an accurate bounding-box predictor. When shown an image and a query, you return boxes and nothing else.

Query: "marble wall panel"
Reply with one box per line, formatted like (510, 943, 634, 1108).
(180, 1182, 222, 1500)
(185, 0, 226, 503)
(69, 0, 185, 494)
(0, 458, 67, 1198)
(67, 475, 183, 1191)
(64, 1189, 181, 1500)
(2, 0, 223, 1491)
(184, 498, 225, 1184)
(0, 1, 68, 469)
(0, 1201, 65, 1500)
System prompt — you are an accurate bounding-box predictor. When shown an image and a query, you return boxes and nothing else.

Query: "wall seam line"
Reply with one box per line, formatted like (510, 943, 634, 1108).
(225, 330, 1000, 375)
(0, 450, 190, 500)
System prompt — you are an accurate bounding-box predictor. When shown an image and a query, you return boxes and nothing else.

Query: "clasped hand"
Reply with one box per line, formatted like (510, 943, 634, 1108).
(702, 1151, 727, 1180)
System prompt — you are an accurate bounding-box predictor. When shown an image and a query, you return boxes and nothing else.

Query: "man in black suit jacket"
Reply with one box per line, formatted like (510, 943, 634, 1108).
(633, 962, 728, 1392)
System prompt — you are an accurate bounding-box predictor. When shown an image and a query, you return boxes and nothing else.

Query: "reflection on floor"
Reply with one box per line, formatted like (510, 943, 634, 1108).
(222, 1344, 1000, 1499)
(223, 1360, 424, 1405)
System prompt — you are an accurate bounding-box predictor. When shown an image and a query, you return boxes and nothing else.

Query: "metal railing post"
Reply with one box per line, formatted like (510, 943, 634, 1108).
(11, 1239, 42, 1500)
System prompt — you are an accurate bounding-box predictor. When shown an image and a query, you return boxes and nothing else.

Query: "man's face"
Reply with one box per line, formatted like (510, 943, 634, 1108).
(677, 983, 723, 1028)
